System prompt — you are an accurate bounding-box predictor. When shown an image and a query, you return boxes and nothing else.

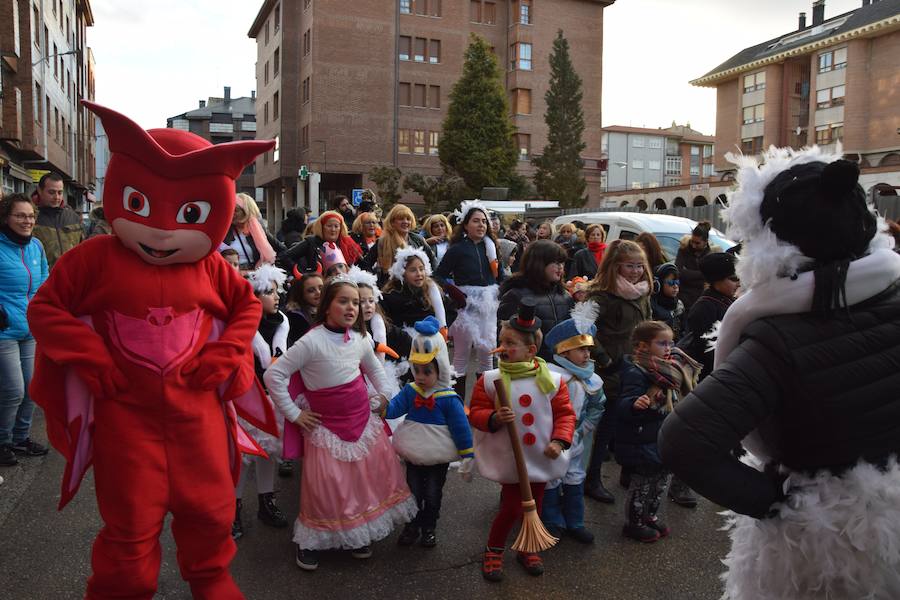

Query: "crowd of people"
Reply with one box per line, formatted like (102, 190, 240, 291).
(4, 138, 900, 596)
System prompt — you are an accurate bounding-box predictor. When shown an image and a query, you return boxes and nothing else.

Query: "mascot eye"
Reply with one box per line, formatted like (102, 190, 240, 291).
(123, 186, 150, 217)
(176, 201, 211, 224)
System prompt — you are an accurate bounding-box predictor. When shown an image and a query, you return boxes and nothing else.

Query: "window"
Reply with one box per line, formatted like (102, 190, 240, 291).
(415, 0, 427, 15)
(273, 91, 279, 119)
(470, 0, 481, 22)
(516, 133, 530, 160)
(428, 0, 441, 17)
(816, 84, 845, 109)
(274, 4, 280, 32)
(632, 159, 644, 169)
(743, 71, 766, 93)
(429, 85, 440, 109)
(413, 129, 426, 154)
(414, 37, 426, 62)
(741, 136, 764, 154)
(399, 129, 410, 153)
(305, 0, 311, 9)
(273, 48, 280, 76)
(53, 43, 58, 78)
(818, 47, 847, 73)
(742, 104, 765, 124)
(484, 1, 496, 23)
(302, 77, 310, 103)
(303, 30, 311, 56)
(648, 137, 662, 149)
(511, 43, 532, 70)
(400, 0, 411, 14)
(264, 20, 269, 45)
(264, 102, 269, 125)
(513, 88, 531, 115)
(35, 82, 42, 123)
(399, 36, 411, 61)
(301, 125, 309, 149)
(470, 0, 495, 24)
(690, 146, 699, 156)
(399, 82, 411, 106)
(665, 156, 682, 175)
(429, 131, 439, 155)
(413, 84, 426, 107)
(54, 107, 59, 141)
(520, 0, 532, 24)
(815, 123, 844, 145)
(702, 163, 713, 177)
(273, 135, 279, 162)
(690, 165, 700, 176)
(264, 61, 269, 85)
(703, 144, 713, 157)
(665, 177, 681, 186)
(648, 160, 660, 170)
(632, 136, 645, 148)
(33, 5, 40, 48)
(429, 39, 441, 64)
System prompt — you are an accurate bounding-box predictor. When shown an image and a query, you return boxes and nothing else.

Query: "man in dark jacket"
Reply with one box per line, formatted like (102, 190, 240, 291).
(674, 222, 716, 311)
(660, 153, 900, 600)
(32, 172, 83, 268)
(682, 253, 738, 380)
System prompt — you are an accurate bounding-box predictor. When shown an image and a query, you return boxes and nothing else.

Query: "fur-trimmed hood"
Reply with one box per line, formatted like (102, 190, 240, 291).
(678, 234, 722, 254)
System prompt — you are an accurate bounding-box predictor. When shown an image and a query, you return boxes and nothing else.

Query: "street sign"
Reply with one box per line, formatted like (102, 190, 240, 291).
(351, 188, 365, 207)
(299, 165, 309, 181)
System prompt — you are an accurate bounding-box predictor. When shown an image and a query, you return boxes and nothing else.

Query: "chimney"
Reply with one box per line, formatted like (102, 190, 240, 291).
(251, 90, 256, 100)
(224, 86, 231, 102)
(812, 0, 825, 26)
(799, 11, 807, 29)
(199, 100, 206, 108)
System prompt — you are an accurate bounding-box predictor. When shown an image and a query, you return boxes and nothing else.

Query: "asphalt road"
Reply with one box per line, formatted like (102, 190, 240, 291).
(0, 411, 730, 600)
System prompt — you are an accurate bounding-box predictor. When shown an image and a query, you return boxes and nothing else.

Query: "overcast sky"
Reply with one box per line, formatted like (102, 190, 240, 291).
(89, 0, 864, 134)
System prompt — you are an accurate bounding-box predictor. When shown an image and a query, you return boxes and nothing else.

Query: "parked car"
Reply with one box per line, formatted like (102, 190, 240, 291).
(553, 212, 735, 260)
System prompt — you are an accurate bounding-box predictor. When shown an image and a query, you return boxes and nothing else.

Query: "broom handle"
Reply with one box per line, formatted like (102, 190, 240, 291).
(493, 379, 534, 503)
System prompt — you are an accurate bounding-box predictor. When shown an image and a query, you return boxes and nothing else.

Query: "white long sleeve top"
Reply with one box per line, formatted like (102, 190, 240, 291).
(264, 325, 391, 423)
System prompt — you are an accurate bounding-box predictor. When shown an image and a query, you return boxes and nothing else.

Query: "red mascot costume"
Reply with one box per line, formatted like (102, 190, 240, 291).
(27, 100, 279, 599)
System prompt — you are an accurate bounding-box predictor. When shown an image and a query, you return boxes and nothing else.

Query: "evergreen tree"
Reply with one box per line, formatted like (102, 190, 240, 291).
(439, 34, 518, 201)
(367, 166, 404, 207)
(532, 30, 587, 208)
(403, 172, 466, 214)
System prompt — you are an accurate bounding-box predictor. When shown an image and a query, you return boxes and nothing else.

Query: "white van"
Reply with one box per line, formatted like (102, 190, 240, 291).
(552, 212, 735, 261)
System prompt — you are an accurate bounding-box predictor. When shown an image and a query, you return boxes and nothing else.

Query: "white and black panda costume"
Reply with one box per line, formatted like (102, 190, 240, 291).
(659, 145, 900, 600)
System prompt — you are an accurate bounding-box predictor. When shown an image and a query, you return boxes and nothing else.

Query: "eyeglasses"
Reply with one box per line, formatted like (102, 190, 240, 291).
(621, 263, 645, 271)
(663, 279, 680, 287)
(11, 213, 37, 221)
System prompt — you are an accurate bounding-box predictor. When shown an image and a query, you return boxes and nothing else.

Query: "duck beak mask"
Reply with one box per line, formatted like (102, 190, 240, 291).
(83, 100, 275, 265)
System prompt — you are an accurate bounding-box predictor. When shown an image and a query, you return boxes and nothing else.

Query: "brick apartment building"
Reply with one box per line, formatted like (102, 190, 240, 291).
(0, 0, 97, 208)
(166, 87, 260, 200)
(249, 0, 614, 224)
(692, 0, 900, 198)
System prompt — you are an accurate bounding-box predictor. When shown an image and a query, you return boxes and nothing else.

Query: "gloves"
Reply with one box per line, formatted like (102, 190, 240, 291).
(459, 457, 475, 482)
(181, 342, 240, 390)
(439, 327, 448, 341)
(445, 284, 467, 309)
(78, 363, 128, 400)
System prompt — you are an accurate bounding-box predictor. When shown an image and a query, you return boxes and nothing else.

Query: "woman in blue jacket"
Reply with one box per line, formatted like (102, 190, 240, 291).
(0, 194, 50, 466)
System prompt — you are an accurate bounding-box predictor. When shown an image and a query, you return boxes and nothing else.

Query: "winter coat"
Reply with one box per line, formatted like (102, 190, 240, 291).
(674, 235, 720, 310)
(433, 237, 502, 287)
(498, 278, 574, 361)
(570, 248, 599, 279)
(32, 205, 83, 268)
(0, 232, 49, 340)
(86, 206, 112, 239)
(381, 284, 440, 330)
(651, 293, 686, 342)
(615, 359, 669, 468)
(221, 226, 286, 269)
(285, 307, 314, 348)
(683, 288, 734, 379)
(659, 281, 900, 519)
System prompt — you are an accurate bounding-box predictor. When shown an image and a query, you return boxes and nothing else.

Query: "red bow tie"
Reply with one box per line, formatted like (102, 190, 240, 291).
(414, 394, 435, 410)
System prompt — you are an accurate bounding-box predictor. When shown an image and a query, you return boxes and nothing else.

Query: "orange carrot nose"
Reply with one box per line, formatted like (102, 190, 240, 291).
(490, 259, 499, 279)
(490, 347, 505, 354)
(375, 342, 400, 360)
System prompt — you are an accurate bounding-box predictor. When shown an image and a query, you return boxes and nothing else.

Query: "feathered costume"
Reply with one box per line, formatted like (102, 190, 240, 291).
(27, 101, 278, 600)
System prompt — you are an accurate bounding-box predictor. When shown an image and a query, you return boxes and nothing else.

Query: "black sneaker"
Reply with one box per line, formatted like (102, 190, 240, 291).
(278, 460, 294, 478)
(351, 546, 372, 559)
(11, 438, 48, 457)
(584, 478, 615, 504)
(257, 492, 289, 528)
(622, 523, 660, 543)
(0, 445, 17, 467)
(566, 526, 595, 544)
(420, 529, 437, 548)
(397, 523, 419, 546)
(644, 517, 670, 538)
(232, 500, 243, 540)
(296, 546, 319, 571)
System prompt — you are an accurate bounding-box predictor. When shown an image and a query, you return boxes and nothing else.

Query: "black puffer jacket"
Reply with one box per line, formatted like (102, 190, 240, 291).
(498, 278, 574, 361)
(659, 281, 900, 519)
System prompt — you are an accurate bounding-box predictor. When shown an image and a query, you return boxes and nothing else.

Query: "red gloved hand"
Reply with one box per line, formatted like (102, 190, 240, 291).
(181, 343, 240, 391)
(445, 284, 467, 309)
(78, 363, 129, 400)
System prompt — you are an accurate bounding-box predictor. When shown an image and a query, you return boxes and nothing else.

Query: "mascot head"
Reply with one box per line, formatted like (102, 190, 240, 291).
(84, 100, 274, 265)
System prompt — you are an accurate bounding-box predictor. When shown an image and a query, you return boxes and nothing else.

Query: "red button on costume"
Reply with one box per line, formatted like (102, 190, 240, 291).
(28, 101, 277, 600)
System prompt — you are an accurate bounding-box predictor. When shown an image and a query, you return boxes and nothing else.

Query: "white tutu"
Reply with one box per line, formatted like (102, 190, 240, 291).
(721, 457, 900, 600)
(450, 284, 499, 353)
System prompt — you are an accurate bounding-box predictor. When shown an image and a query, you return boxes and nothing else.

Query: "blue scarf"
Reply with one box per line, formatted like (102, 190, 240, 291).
(553, 355, 595, 381)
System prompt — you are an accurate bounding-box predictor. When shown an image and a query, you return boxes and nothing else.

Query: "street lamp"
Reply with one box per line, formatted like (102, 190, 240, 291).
(32, 48, 80, 67)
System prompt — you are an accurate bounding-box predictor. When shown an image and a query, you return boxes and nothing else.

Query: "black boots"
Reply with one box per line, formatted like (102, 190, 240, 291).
(668, 477, 698, 508)
(584, 476, 615, 504)
(257, 492, 289, 528)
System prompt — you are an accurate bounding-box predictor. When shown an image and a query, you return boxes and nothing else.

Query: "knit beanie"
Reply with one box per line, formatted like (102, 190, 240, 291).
(699, 252, 736, 284)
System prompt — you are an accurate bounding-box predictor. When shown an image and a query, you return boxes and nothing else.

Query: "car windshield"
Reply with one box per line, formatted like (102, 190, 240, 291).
(654, 231, 736, 261)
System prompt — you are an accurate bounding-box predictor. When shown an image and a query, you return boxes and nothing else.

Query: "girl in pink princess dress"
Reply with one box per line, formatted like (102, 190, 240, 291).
(264, 276, 417, 571)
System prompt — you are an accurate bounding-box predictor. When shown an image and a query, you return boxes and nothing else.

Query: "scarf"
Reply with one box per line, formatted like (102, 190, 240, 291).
(615, 276, 650, 300)
(588, 241, 606, 267)
(632, 347, 701, 413)
(498, 357, 556, 403)
(553, 355, 595, 381)
(0, 225, 32, 246)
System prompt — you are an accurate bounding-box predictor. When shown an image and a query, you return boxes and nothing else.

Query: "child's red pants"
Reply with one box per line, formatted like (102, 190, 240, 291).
(487, 482, 546, 549)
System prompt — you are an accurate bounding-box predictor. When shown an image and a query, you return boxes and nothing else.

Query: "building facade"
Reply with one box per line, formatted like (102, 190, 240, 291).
(249, 0, 613, 224)
(166, 87, 260, 200)
(692, 0, 900, 198)
(0, 0, 96, 207)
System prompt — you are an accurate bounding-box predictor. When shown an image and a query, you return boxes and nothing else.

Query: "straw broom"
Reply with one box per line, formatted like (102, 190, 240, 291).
(493, 379, 559, 553)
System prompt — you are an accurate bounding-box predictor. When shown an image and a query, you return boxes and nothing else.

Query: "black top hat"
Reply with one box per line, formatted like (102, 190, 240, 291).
(508, 298, 542, 333)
